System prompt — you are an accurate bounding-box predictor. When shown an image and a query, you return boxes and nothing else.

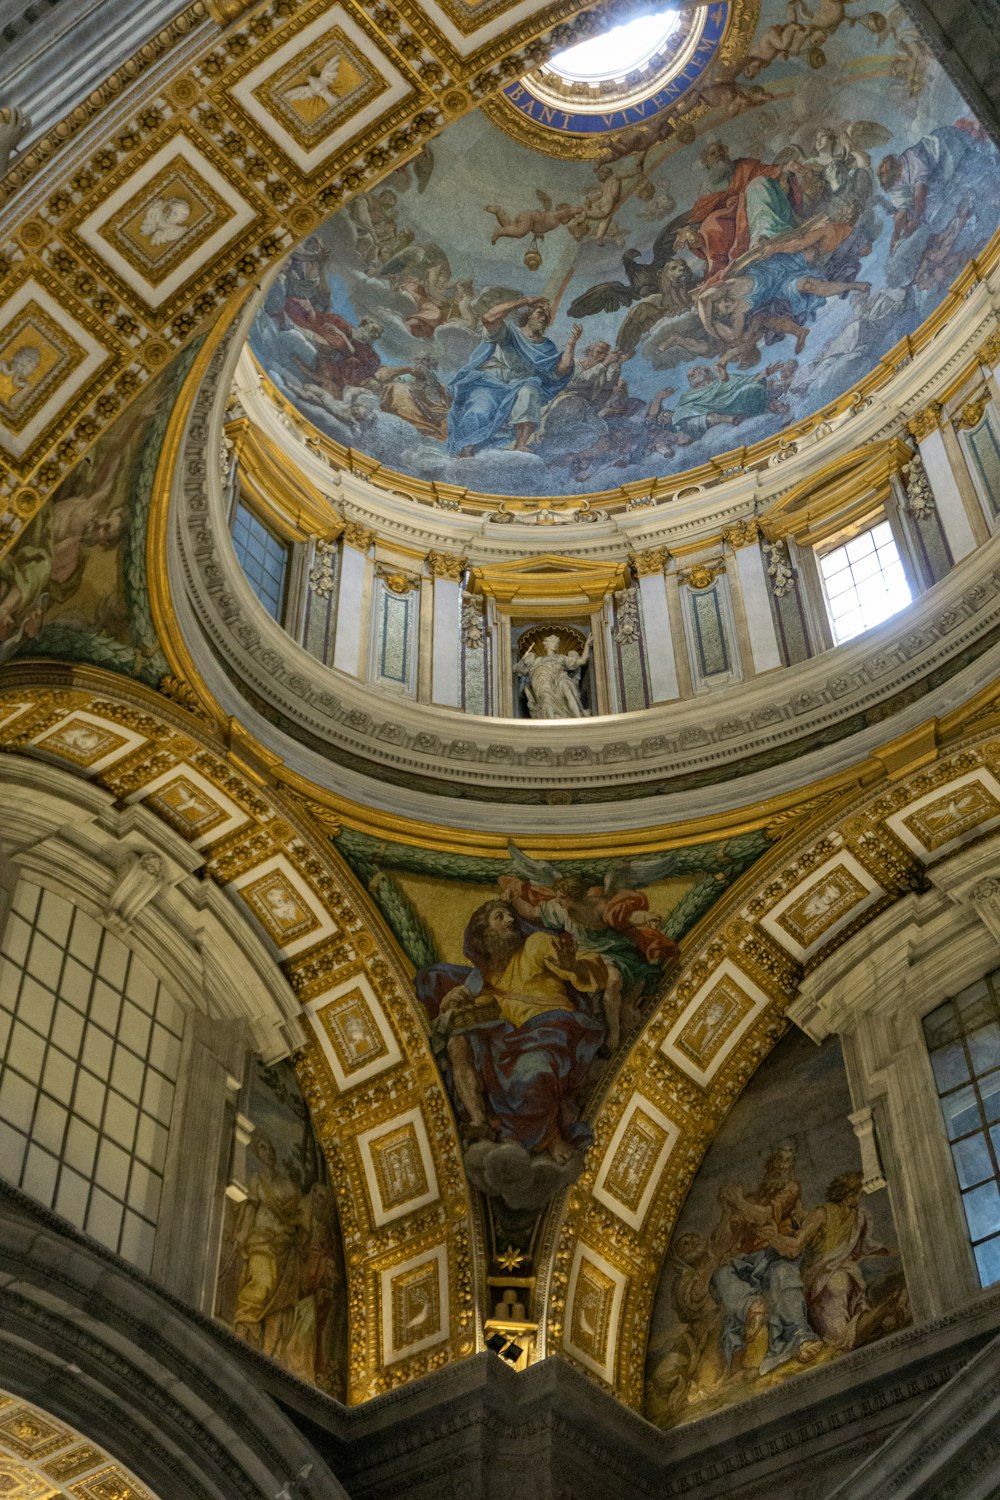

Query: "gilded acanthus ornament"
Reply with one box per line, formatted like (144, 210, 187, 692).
(906, 401, 943, 441)
(629, 546, 669, 577)
(956, 395, 990, 431)
(343, 521, 376, 552)
(426, 550, 467, 580)
(679, 559, 726, 590)
(377, 565, 420, 594)
(722, 517, 759, 550)
(977, 330, 1000, 368)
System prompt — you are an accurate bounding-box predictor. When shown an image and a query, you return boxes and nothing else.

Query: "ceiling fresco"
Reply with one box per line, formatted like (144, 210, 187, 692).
(248, 0, 1000, 500)
(335, 825, 771, 1222)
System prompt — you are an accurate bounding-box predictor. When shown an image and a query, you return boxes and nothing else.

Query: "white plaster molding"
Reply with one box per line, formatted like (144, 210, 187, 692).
(0, 753, 302, 1060)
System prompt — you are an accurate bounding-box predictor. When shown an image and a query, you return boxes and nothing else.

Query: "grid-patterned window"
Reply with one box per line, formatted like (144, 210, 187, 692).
(923, 972, 1000, 1288)
(231, 500, 289, 620)
(818, 520, 911, 644)
(0, 880, 183, 1273)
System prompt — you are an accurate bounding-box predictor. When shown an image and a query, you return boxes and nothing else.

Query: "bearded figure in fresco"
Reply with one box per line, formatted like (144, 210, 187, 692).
(422, 900, 607, 1165)
(761, 1169, 907, 1349)
(446, 296, 582, 456)
(676, 140, 806, 284)
(709, 1143, 824, 1376)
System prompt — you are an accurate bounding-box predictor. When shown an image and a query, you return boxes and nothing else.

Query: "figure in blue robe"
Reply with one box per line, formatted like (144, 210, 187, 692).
(446, 297, 580, 455)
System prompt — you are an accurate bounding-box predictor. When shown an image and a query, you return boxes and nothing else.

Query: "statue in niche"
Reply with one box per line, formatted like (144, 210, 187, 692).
(515, 630, 591, 718)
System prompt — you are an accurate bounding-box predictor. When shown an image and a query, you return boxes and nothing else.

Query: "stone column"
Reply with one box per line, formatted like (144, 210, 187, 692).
(427, 550, 466, 708)
(790, 879, 998, 1321)
(332, 522, 375, 678)
(630, 547, 678, 703)
(907, 404, 979, 562)
(152, 1012, 249, 1311)
(724, 519, 782, 675)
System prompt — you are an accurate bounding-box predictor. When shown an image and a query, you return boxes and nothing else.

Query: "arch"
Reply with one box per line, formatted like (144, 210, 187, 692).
(0, 663, 475, 1400)
(544, 708, 1000, 1403)
(0, 1191, 347, 1498)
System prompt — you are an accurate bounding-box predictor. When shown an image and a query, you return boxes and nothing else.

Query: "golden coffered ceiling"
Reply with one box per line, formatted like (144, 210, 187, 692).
(0, 0, 633, 554)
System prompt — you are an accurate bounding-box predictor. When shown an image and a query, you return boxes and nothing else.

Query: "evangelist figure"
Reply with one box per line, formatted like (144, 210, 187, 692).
(427, 899, 608, 1165)
(446, 296, 582, 455)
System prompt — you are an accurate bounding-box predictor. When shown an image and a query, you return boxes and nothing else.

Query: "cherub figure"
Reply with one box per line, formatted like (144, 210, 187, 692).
(485, 190, 581, 244)
(571, 163, 643, 244)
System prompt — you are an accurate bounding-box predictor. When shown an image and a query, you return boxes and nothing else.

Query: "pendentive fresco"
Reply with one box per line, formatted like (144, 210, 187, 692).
(645, 1027, 910, 1428)
(338, 827, 771, 1214)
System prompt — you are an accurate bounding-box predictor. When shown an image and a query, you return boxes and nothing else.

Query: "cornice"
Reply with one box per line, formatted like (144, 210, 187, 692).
(233, 229, 1000, 519)
(171, 328, 1000, 823)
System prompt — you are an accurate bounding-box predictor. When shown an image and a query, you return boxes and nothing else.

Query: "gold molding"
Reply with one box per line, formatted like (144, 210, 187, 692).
(343, 521, 376, 552)
(629, 546, 669, 577)
(956, 395, 990, 431)
(468, 553, 627, 609)
(426, 549, 467, 580)
(678, 558, 725, 589)
(722, 517, 759, 550)
(229, 416, 343, 540)
(760, 437, 913, 547)
(906, 401, 943, 442)
(376, 563, 420, 592)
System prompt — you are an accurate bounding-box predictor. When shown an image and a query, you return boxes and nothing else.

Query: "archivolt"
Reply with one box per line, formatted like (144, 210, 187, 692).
(0, 663, 474, 1401)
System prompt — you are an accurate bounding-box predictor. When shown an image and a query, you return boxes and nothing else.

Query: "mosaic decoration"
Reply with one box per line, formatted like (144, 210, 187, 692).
(0, 277, 111, 463)
(0, 351, 197, 684)
(251, 1, 1000, 498)
(336, 825, 772, 1211)
(304, 971, 403, 1091)
(3, 673, 1000, 1405)
(381, 1245, 449, 1365)
(214, 1057, 348, 1399)
(889, 767, 1000, 859)
(0, 1390, 158, 1500)
(644, 1029, 911, 1428)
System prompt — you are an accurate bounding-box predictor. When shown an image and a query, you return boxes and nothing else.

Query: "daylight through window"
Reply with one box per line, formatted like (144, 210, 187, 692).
(818, 521, 911, 644)
(547, 7, 681, 82)
(923, 974, 1000, 1288)
(231, 501, 289, 622)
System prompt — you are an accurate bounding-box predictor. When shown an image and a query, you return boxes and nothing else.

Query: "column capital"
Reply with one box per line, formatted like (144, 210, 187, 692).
(977, 329, 1000, 367)
(426, 550, 467, 581)
(970, 876, 1000, 944)
(342, 521, 376, 552)
(722, 517, 759, 549)
(629, 546, 669, 577)
(906, 401, 943, 441)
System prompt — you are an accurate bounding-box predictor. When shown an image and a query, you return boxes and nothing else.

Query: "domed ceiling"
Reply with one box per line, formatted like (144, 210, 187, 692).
(249, 0, 1000, 500)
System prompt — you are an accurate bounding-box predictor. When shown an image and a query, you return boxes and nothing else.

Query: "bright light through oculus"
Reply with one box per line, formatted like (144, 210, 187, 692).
(547, 7, 681, 82)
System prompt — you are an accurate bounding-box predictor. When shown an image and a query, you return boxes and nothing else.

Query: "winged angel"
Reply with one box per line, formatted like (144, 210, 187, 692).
(568, 223, 712, 363)
(283, 56, 346, 118)
(499, 842, 680, 1051)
